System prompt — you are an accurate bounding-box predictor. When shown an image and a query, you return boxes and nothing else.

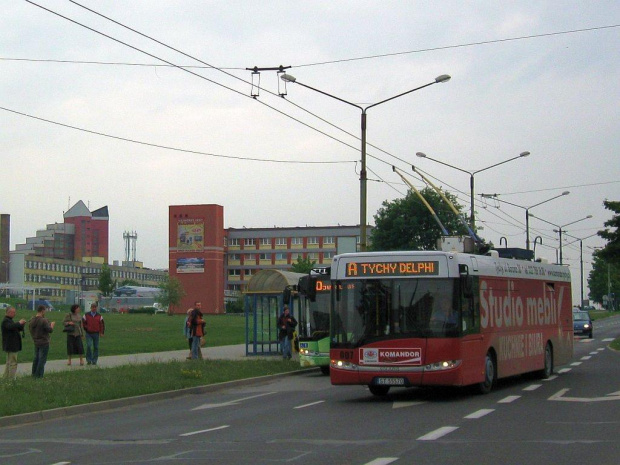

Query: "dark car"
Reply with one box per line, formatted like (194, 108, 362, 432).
(113, 287, 137, 297)
(573, 311, 593, 338)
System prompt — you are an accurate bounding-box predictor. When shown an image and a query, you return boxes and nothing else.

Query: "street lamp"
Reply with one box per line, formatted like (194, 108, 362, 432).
(564, 232, 597, 307)
(281, 73, 451, 251)
(528, 214, 593, 264)
(480, 191, 570, 250)
(415, 151, 530, 230)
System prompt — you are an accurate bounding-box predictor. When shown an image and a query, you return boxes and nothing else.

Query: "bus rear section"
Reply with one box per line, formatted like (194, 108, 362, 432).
(297, 271, 331, 375)
(329, 251, 573, 395)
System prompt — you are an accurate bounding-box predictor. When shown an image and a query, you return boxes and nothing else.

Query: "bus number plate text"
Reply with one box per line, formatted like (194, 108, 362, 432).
(376, 377, 405, 386)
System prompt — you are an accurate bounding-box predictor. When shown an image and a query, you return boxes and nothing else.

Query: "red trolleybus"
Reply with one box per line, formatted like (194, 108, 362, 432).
(329, 250, 573, 395)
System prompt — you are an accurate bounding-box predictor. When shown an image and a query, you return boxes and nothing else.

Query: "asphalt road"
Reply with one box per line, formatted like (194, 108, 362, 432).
(1, 316, 619, 465)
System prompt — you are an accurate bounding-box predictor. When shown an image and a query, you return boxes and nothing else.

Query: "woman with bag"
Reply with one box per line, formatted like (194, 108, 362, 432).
(63, 304, 85, 366)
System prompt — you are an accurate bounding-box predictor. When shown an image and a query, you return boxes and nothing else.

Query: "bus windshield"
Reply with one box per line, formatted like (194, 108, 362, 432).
(331, 278, 461, 347)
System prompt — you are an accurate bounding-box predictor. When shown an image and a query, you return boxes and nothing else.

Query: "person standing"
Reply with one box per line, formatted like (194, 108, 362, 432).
(188, 302, 205, 360)
(277, 305, 297, 360)
(2, 306, 26, 380)
(63, 304, 85, 366)
(29, 305, 55, 378)
(82, 303, 105, 366)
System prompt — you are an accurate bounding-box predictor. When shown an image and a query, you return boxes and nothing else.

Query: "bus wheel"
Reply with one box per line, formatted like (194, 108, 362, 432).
(537, 343, 553, 379)
(477, 351, 496, 395)
(369, 385, 390, 396)
(320, 366, 330, 375)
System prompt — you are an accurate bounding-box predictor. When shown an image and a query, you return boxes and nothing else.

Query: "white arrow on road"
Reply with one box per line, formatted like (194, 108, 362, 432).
(549, 388, 620, 403)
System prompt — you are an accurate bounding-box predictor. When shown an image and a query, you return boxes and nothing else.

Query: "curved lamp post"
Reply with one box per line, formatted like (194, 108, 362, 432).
(480, 191, 570, 250)
(529, 214, 593, 264)
(416, 151, 530, 230)
(281, 73, 451, 251)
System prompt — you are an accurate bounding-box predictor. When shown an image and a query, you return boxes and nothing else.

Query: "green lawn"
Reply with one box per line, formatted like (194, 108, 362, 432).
(9, 310, 245, 363)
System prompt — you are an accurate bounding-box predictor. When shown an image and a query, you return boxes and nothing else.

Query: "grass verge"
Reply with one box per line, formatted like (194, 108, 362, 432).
(0, 358, 304, 417)
(11, 312, 245, 363)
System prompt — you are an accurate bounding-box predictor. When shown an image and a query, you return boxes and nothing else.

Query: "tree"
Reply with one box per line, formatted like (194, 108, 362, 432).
(291, 256, 317, 274)
(597, 200, 620, 263)
(371, 187, 471, 251)
(587, 252, 619, 309)
(155, 276, 186, 314)
(97, 263, 116, 297)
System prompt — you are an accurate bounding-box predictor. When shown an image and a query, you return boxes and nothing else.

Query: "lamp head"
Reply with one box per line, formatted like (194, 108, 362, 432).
(415, 152, 427, 158)
(280, 74, 296, 83)
(435, 74, 451, 83)
(562, 191, 570, 195)
(519, 151, 531, 157)
(586, 215, 593, 219)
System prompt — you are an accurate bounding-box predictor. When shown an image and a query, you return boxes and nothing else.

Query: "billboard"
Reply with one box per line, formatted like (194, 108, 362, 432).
(177, 219, 204, 251)
(176, 257, 205, 274)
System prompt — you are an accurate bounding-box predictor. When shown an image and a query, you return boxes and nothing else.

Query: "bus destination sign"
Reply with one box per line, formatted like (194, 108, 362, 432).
(345, 260, 439, 277)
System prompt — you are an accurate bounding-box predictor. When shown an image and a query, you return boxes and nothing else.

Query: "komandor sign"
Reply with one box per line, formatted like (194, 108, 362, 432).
(360, 348, 422, 365)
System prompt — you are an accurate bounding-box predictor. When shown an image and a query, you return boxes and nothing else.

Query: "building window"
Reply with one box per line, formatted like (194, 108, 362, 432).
(244, 254, 255, 261)
(229, 238, 239, 246)
(245, 238, 255, 246)
(308, 237, 319, 245)
(259, 253, 271, 260)
(308, 252, 319, 260)
(260, 238, 271, 246)
(229, 269, 241, 276)
(275, 252, 287, 260)
(229, 254, 240, 261)
(276, 238, 287, 246)
(291, 253, 301, 260)
(323, 252, 334, 259)
(323, 236, 335, 244)
(245, 269, 254, 277)
(292, 237, 303, 245)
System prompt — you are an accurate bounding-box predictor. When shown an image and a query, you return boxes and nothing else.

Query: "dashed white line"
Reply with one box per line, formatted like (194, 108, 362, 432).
(523, 384, 542, 391)
(364, 458, 399, 465)
(570, 362, 582, 366)
(294, 400, 325, 409)
(597, 348, 605, 351)
(498, 395, 521, 403)
(180, 425, 230, 437)
(543, 375, 558, 381)
(581, 356, 591, 360)
(557, 368, 572, 374)
(603, 338, 614, 342)
(464, 408, 495, 419)
(589, 351, 599, 355)
(417, 426, 459, 441)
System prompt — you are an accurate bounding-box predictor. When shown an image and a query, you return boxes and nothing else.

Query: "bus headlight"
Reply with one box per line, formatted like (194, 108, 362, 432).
(331, 359, 358, 371)
(583, 324, 590, 329)
(424, 360, 461, 371)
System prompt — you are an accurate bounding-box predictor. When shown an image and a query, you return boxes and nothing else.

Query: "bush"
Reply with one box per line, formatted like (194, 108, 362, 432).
(130, 307, 156, 315)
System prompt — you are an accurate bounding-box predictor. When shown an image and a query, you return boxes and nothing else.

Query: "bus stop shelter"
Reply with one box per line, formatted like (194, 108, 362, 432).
(244, 269, 304, 356)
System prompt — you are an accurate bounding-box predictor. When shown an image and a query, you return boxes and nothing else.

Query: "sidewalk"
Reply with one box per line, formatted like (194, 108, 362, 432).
(16, 344, 280, 376)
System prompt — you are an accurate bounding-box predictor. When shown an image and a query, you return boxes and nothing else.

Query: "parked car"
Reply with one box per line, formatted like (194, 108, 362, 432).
(573, 310, 593, 338)
(0, 302, 11, 310)
(113, 286, 137, 297)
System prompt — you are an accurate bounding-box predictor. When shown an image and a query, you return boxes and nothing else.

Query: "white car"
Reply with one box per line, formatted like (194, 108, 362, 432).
(0, 302, 11, 310)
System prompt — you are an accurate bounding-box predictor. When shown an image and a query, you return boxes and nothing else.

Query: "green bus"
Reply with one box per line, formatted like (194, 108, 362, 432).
(297, 269, 331, 375)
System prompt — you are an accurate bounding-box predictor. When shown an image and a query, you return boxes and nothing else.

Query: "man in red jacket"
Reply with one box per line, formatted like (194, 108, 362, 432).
(82, 303, 105, 366)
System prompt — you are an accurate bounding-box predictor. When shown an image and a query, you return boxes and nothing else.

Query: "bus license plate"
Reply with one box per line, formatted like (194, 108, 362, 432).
(376, 378, 405, 386)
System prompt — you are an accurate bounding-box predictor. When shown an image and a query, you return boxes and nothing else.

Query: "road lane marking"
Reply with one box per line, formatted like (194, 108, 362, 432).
(417, 426, 459, 441)
(557, 368, 572, 374)
(597, 348, 605, 351)
(570, 362, 582, 366)
(392, 401, 425, 409)
(364, 458, 399, 465)
(589, 351, 599, 355)
(498, 395, 520, 403)
(193, 392, 277, 410)
(294, 400, 325, 409)
(542, 375, 558, 381)
(464, 409, 495, 419)
(523, 384, 542, 391)
(581, 356, 591, 360)
(549, 388, 620, 403)
(180, 425, 230, 436)
(603, 338, 614, 342)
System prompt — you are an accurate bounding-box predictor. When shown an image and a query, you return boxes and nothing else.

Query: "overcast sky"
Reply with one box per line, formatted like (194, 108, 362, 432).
(2, 1, 619, 304)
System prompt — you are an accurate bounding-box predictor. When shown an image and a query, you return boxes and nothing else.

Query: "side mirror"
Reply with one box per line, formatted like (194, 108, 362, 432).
(459, 264, 474, 299)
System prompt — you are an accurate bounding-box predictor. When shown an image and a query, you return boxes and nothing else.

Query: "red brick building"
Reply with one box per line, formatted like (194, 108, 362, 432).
(168, 204, 225, 315)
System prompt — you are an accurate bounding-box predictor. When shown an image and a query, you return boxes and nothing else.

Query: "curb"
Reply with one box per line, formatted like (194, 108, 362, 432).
(0, 368, 317, 429)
